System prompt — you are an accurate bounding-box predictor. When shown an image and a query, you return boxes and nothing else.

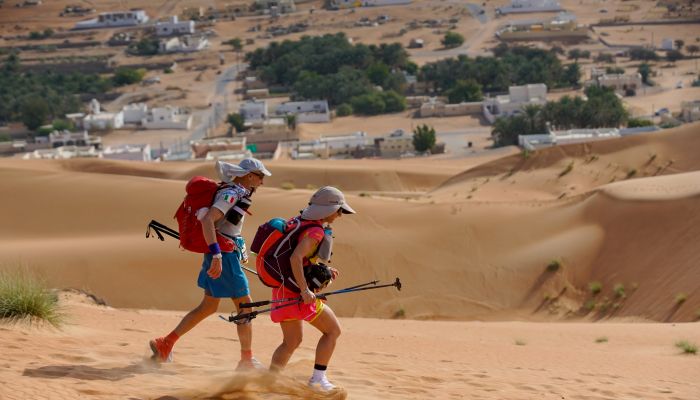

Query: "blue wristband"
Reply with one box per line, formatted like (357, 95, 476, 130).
(208, 243, 221, 255)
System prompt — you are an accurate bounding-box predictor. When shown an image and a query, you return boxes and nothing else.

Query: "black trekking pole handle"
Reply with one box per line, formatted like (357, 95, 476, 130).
(238, 279, 382, 308)
(221, 300, 302, 323)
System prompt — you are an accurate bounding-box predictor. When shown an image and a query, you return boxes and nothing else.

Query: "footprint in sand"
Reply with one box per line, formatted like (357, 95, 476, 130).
(360, 351, 398, 358)
(50, 353, 96, 363)
(122, 328, 148, 333)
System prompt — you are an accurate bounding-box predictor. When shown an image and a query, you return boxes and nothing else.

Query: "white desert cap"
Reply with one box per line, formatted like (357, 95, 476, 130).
(301, 186, 356, 220)
(216, 158, 271, 183)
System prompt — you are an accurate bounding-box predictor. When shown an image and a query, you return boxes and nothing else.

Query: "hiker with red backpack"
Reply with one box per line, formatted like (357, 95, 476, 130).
(253, 186, 355, 391)
(149, 158, 271, 370)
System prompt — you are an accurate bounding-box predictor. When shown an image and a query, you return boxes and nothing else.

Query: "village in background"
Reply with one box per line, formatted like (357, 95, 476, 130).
(1, 0, 699, 164)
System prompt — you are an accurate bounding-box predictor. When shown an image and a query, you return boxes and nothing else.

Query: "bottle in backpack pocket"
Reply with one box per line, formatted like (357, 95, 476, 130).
(316, 228, 333, 263)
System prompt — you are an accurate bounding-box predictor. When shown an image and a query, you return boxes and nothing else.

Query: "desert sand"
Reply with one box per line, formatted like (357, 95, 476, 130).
(1, 123, 700, 399)
(2, 1, 700, 399)
(1, 291, 699, 400)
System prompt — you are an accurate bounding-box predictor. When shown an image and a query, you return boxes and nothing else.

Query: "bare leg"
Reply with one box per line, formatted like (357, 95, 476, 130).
(232, 295, 253, 353)
(172, 294, 220, 336)
(309, 306, 341, 366)
(270, 320, 303, 370)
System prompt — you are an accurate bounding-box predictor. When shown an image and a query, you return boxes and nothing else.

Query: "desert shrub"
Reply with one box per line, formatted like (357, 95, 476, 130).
(336, 103, 353, 116)
(0, 270, 63, 327)
(613, 283, 626, 298)
(675, 292, 687, 305)
(675, 340, 697, 355)
(546, 260, 561, 272)
(559, 161, 574, 177)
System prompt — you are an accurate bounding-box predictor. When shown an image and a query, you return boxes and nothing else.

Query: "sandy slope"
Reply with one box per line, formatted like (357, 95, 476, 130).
(0, 293, 698, 400)
(0, 124, 698, 323)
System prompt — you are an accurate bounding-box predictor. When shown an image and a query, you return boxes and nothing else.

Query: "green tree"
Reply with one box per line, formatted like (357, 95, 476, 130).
(674, 39, 685, 52)
(224, 38, 243, 52)
(629, 48, 658, 61)
(285, 114, 296, 129)
(567, 49, 589, 60)
(113, 67, 146, 86)
(666, 50, 683, 63)
(686, 44, 699, 57)
(627, 118, 654, 128)
(638, 63, 652, 84)
(227, 113, 246, 132)
(351, 92, 386, 115)
(564, 62, 581, 86)
(412, 124, 436, 153)
(335, 103, 353, 116)
(21, 95, 50, 131)
(380, 90, 406, 113)
(446, 79, 483, 103)
(367, 62, 390, 86)
(442, 31, 464, 49)
(52, 119, 74, 131)
(491, 115, 525, 147)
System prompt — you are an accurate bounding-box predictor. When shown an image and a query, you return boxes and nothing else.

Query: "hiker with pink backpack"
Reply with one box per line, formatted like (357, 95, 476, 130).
(149, 158, 270, 370)
(252, 186, 356, 391)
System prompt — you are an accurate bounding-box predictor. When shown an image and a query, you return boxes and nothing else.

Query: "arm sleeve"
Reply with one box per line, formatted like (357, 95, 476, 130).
(211, 186, 247, 215)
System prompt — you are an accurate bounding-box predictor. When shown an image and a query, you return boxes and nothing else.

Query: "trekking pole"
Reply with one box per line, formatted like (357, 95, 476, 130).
(220, 300, 302, 324)
(239, 279, 381, 308)
(223, 278, 402, 323)
(316, 277, 402, 300)
(145, 219, 259, 276)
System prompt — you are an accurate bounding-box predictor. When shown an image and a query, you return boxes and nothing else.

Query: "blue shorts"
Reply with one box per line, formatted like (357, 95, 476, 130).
(197, 251, 250, 298)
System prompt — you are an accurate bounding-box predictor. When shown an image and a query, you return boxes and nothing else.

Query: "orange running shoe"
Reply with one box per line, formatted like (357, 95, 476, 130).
(149, 337, 174, 362)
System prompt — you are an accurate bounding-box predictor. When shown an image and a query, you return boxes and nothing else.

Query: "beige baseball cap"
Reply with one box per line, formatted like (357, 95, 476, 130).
(301, 186, 356, 220)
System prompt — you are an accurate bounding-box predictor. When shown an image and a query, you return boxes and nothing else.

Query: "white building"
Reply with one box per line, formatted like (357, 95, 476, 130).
(81, 99, 124, 131)
(496, 0, 562, 14)
(330, 0, 412, 8)
(240, 100, 267, 123)
(661, 38, 675, 51)
(48, 130, 102, 148)
(23, 145, 100, 160)
(519, 126, 659, 149)
(191, 137, 247, 159)
(205, 149, 253, 161)
(483, 84, 548, 123)
(293, 131, 370, 159)
(74, 10, 149, 30)
(159, 36, 208, 53)
(376, 129, 414, 157)
(142, 106, 192, 130)
(122, 103, 149, 124)
(155, 16, 195, 36)
(102, 144, 152, 162)
(587, 69, 643, 94)
(275, 100, 330, 123)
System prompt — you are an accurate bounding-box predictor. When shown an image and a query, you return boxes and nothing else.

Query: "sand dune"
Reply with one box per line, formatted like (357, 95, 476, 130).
(1, 124, 698, 322)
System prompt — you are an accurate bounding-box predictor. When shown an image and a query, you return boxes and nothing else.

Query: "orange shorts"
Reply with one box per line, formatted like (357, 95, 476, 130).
(270, 285, 324, 323)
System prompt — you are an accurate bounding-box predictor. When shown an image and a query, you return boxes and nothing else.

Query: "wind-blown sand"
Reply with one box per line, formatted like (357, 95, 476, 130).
(0, 292, 698, 400)
(1, 124, 700, 398)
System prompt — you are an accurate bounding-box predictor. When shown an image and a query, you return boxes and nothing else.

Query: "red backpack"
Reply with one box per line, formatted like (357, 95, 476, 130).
(252, 217, 322, 292)
(174, 176, 236, 253)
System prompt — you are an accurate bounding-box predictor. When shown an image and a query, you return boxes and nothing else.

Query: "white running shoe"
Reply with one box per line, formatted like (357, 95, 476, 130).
(308, 375, 336, 391)
(236, 357, 266, 371)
